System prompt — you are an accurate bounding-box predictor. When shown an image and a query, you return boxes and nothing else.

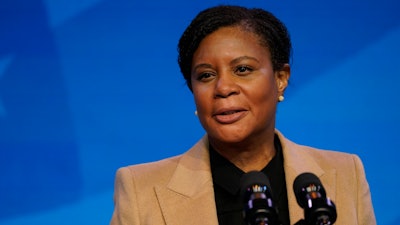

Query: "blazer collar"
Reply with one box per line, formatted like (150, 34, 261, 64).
(155, 131, 337, 225)
(155, 136, 219, 225)
(276, 130, 337, 224)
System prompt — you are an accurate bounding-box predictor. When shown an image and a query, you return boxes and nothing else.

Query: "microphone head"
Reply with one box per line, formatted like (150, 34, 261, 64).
(240, 171, 279, 225)
(293, 172, 337, 224)
(293, 172, 326, 208)
(240, 171, 273, 199)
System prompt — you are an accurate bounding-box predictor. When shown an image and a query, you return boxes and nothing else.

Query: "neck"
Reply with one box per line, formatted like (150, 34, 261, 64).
(209, 133, 276, 172)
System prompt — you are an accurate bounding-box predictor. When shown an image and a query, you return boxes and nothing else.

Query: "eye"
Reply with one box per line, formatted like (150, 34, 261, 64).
(196, 72, 215, 82)
(235, 65, 253, 75)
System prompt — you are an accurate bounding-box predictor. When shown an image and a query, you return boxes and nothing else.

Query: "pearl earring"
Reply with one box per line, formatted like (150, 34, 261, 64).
(278, 95, 285, 102)
(194, 110, 198, 116)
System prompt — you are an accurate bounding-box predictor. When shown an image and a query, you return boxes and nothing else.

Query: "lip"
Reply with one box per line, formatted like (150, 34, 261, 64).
(213, 107, 248, 124)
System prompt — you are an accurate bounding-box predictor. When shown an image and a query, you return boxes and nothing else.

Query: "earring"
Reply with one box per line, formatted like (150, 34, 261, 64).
(194, 110, 198, 116)
(278, 95, 285, 102)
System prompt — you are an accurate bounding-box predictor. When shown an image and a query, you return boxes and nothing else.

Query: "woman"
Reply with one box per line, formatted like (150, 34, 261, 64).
(110, 5, 375, 225)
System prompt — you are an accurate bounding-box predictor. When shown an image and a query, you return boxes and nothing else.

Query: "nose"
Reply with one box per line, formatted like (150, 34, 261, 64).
(214, 74, 240, 98)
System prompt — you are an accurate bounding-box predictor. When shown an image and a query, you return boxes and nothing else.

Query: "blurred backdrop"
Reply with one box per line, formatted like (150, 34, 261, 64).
(0, 0, 399, 224)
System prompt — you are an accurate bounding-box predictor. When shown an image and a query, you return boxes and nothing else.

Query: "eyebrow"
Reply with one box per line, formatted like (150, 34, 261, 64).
(230, 56, 260, 66)
(192, 63, 213, 73)
(192, 55, 260, 74)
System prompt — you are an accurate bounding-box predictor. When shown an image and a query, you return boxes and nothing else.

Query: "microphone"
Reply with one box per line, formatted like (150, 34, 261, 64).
(293, 173, 337, 225)
(240, 171, 281, 225)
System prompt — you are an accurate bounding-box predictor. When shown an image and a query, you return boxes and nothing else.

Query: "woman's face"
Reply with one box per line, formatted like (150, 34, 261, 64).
(191, 26, 289, 145)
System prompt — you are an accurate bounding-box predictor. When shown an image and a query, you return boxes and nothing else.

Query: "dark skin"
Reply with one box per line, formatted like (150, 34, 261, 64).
(191, 25, 290, 172)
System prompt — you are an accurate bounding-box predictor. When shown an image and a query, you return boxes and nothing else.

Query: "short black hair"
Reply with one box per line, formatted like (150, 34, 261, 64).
(177, 5, 292, 90)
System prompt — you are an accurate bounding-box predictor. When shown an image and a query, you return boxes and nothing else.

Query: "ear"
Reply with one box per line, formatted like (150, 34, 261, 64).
(275, 64, 290, 94)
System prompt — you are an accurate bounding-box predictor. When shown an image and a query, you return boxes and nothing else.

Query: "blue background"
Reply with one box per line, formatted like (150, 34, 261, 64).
(1, 0, 399, 224)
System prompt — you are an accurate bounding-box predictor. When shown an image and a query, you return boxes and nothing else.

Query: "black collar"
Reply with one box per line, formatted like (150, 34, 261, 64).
(209, 134, 284, 198)
(209, 134, 290, 225)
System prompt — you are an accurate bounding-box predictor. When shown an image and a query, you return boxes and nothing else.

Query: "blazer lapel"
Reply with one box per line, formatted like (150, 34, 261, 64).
(155, 136, 219, 225)
(154, 131, 337, 225)
(276, 131, 337, 224)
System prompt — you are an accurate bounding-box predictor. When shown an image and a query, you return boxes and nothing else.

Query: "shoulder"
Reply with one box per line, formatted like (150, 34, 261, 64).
(114, 135, 210, 187)
(278, 130, 359, 163)
(116, 154, 183, 186)
(300, 141, 364, 173)
(298, 144, 366, 179)
(299, 144, 360, 165)
(276, 130, 365, 175)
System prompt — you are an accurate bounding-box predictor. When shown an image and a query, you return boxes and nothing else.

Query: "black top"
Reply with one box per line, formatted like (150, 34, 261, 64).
(209, 135, 290, 225)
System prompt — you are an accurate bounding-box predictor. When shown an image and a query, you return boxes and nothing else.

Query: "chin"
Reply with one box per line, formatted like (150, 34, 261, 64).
(208, 131, 249, 145)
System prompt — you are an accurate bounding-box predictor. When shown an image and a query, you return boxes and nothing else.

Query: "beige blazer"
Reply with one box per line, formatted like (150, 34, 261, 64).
(110, 131, 376, 225)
